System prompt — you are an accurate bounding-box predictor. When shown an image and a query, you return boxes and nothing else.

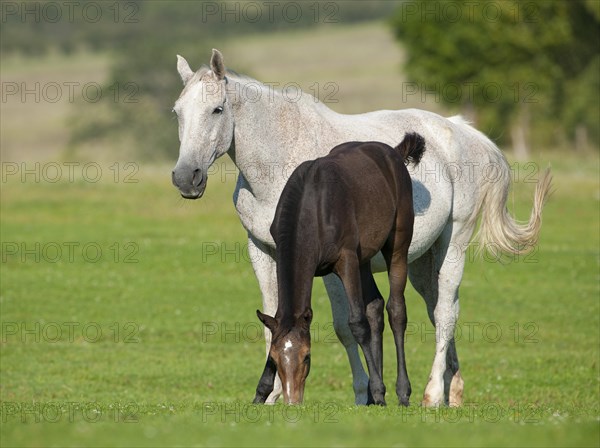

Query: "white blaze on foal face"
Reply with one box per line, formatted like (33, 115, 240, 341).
(283, 339, 294, 400)
(256, 309, 314, 405)
(270, 332, 311, 404)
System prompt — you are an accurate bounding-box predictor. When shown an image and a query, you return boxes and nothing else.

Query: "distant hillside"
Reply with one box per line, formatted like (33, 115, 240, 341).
(217, 22, 445, 115)
(2, 20, 451, 163)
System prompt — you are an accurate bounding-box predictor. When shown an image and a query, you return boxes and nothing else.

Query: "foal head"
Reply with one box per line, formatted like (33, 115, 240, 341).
(255, 309, 312, 404)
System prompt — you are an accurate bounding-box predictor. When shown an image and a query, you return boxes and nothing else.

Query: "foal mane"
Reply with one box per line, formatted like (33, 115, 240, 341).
(271, 160, 314, 249)
(270, 160, 317, 335)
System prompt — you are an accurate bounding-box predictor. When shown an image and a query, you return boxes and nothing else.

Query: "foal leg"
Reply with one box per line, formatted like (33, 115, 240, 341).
(360, 263, 386, 402)
(323, 274, 370, 405)
(382, 239, 412, 406)
(248, 236, 282, 404)
(336, 252, 386, 405)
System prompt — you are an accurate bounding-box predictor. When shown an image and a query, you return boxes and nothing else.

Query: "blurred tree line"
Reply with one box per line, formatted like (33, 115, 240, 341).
(1, 0, 398, 160)
(3, 1, 597, 159)
(391, 0, 600, 157)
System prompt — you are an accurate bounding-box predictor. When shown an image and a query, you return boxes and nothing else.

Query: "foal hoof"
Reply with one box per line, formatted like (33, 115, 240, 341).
(370, 398, 386, 406)
(366, 387, 375, 405)
(398, 396, 410, 407)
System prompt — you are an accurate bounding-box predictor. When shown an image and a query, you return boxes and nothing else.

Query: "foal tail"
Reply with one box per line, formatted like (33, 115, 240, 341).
(395, 132, 426, 166)
(450, 116, 553, 255)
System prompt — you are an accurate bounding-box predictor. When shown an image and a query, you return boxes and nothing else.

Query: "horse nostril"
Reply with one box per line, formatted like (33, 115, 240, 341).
(171, 170, 177, 186)
(192, 168, 202, 188)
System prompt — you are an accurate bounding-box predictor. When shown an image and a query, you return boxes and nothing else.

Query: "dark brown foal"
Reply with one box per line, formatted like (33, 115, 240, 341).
(254, 133, 425, 405)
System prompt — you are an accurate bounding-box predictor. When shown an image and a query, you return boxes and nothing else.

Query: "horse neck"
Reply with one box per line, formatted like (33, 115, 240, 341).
(226, 76, 337, 196)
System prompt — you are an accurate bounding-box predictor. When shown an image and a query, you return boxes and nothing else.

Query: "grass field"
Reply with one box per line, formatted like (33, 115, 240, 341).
(1, 151, 599, 447)
(1, 21, 599, 448)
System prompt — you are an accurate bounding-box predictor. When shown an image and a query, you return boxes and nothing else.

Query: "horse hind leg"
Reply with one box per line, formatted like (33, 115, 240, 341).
(446, 340, 464, 407)
(408, 245, 464, 407)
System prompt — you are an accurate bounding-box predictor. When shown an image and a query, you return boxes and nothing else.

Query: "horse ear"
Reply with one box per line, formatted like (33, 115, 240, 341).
(298, 308, 313, 331)
(210, 48, 226, 80)
(257, 310, 278, 333)
(176, 55, 194, 85)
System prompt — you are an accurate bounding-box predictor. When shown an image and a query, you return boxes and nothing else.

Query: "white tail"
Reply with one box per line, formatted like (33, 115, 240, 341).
(450, 116, 553, 255)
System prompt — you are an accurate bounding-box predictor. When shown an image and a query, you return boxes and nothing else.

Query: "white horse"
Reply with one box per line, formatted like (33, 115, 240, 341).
(171, 49, 552, 407)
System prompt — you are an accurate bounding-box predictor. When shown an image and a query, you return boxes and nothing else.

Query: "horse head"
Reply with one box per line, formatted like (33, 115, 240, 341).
(171, 49, 234, 199)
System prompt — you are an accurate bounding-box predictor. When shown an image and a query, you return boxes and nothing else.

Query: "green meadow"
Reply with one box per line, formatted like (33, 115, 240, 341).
(1, 22, 599, 448)
(2, 148, 598, 447)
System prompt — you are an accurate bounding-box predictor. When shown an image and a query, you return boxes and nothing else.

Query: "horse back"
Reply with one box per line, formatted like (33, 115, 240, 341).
(310, 142, 413, 262)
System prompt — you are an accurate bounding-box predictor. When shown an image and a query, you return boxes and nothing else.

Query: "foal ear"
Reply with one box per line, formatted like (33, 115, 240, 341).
(256, 310, 278, 333)
(298, 308, 313, 331)
(176, 55, 194, 85)
(210, 48, 226, 80)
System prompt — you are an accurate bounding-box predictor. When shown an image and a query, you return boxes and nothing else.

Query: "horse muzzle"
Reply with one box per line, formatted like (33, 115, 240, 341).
(171, 165, 207, 200)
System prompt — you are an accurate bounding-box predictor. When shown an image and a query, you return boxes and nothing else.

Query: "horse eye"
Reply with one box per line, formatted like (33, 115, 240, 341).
(213, 106, 223, 114)
(304, 354, 311, 364)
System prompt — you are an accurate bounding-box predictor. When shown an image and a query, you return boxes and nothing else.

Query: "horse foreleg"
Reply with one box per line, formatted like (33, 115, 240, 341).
(248, 236, 282, 404)
(323, 274, 370, 405)
(234, 183, 275, 246)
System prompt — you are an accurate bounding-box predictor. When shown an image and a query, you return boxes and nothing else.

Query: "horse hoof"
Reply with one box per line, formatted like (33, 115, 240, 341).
(421, 393, 443, 408)
(449, 370, 464, 407)
(353, 379, 370, 405)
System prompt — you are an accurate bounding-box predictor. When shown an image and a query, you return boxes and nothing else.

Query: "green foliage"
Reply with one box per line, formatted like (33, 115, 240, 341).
(390, 0, 600, 149)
